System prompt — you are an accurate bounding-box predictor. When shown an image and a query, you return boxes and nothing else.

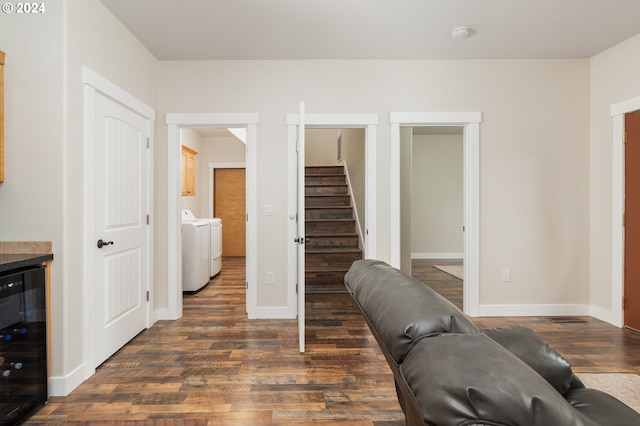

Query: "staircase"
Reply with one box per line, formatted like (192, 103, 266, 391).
(305, 165, 362, 293)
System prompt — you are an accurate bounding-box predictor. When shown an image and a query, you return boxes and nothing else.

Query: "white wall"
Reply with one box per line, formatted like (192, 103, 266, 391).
(6, 0, 638, 395)
(306, 128, 339, 165)
(589, 34, 640, 317)
(340, 128, 366, 244)
(0, 0, 65, 385)
(412, 134, 463, 258)
(155, 59, 590, 309)
(0, 0, 158, 395)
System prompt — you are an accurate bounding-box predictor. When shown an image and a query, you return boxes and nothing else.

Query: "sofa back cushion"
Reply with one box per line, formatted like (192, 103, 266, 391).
(482, 324, 574, 395)
(344, 259, 479, 363)
(401, 334, 598, 426)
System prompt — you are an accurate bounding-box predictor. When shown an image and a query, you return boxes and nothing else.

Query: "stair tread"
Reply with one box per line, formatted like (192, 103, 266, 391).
(306, 232, 358, 236)
(306, 218, 354, 222)
(306, 247, 362, 253)
(305, 265, 351, 272)
(306, 182, 347, 185)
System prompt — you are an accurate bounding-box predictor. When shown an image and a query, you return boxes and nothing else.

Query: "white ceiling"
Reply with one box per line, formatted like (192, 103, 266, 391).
(99, 0, 640, 60)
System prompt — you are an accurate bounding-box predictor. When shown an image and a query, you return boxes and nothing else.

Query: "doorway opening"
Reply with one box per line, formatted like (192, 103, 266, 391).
(406, 126, 464, 309)
(286, 111, 379, 352)
(166, 113, 258, 320)
(180, 127, 247, 295)
(390, 112, 481, 316)
(304, 128, 366, 293)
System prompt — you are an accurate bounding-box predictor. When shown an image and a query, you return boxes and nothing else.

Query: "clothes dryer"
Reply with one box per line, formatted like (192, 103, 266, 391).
(181, 220, 210, 292)
(182, 209, 222, 278)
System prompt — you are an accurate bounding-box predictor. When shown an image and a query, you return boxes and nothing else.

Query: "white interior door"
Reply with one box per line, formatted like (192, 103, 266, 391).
(297, 102, 306, 353)
(94, 92, 150, 367)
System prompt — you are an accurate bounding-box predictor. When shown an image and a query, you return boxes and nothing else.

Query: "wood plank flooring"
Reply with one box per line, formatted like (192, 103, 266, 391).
(26, 258, 640, 425)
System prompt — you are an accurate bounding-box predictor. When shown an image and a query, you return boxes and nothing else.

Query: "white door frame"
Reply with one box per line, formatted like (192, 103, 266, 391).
(82, 67, 155, 384)
(390, 112, 481, 316)
(611, 96, 640, 327)
(166, 113, 258, 319)
(286, 113, 378, 316)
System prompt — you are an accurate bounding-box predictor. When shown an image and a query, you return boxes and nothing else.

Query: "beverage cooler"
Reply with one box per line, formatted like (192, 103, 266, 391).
(0, 265, 47, 425)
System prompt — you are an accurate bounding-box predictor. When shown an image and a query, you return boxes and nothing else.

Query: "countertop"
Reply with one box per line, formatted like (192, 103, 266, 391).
(0, 253, 54, 273)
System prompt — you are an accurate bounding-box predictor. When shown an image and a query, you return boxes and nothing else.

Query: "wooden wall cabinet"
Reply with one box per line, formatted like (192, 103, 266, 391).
(1, 50, 5, 182)
(181, 145, 197, 196)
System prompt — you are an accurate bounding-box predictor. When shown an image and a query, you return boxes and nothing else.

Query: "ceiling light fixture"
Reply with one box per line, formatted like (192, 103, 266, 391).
(451, 26, 472, 40)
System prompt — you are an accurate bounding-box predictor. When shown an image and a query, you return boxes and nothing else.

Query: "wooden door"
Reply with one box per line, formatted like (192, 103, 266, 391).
(214, 168, 246, 256)
(94, 92, 149, 367)
(625, 110, 640, 331)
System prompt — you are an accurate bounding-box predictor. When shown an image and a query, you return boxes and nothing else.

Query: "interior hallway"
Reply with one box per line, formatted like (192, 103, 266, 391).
(26, 258, 640, 424)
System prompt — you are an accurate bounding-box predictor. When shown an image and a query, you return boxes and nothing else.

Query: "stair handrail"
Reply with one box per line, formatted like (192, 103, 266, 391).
(341, 161, 365, 251)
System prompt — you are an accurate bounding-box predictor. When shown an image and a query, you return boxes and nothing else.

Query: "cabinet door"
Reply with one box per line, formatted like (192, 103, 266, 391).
(181, 145, 197, 196)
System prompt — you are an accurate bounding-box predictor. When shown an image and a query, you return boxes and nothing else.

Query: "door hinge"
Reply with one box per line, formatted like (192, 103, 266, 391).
(246, 282, 248, 290)
(146, 291, 150, 302)
(623, 131, 627, 144)
(147, 137, 150, 148)
(146, 214, 150, 225)
(296, 283, 298, 294)
(623, 296, 627, 309)
(296, 141, 300, 152)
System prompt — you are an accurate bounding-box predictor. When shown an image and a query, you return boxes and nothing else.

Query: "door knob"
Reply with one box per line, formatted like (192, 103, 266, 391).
(97, 239, 114, 249)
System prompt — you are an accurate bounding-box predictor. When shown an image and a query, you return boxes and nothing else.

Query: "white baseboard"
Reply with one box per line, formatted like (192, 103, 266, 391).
(590, 305, 622, 328)
(156, 307, 181, 321)
(412, 252, 464, 260)
(48, 362, 87, 396)
(476, 303, 591, 318)
(253, 306, 297, 319)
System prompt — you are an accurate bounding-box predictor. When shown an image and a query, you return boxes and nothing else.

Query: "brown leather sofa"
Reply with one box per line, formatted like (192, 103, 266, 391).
(344, 259, 640, 426)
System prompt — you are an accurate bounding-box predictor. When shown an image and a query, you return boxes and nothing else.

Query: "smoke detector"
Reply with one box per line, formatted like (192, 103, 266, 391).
(451, 26, 472, 40)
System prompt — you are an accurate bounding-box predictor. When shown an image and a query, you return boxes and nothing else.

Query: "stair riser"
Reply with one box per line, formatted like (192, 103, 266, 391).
(305, 186, 349, 196)
(306, 236, 359, 248)
(306, 208, 352, 220)
(306, 196, 350, 207)
(306, 175, 346, 185)
(305, 273, 347, 288)
(306, 252, 362, 267)
(306, 166, 344, 175)
(306, 221, 355, 234)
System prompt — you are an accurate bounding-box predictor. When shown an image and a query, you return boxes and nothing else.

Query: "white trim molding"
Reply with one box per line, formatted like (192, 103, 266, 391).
(610, 95, 640, 327)
(389, 112, 482, 316)
(286, 112, 379, 319)
(165, 113, 259, 319)
(81, 67, 155, 395)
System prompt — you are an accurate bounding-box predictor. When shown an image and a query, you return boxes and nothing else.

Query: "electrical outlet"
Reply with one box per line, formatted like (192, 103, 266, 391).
(502, 269, 511, 282)
(266, 272, 275, 284)
(263, 204, 274, 216)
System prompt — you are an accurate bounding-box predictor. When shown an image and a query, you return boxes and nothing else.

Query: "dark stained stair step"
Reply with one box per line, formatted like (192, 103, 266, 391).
(305, 184, 349, 196)
(306, 206, 353, 220)
(305, 233, 359, 248)
(305, 174, 346, 185)
(306, 166, 344, 175)
(305, 195, 351, 207)
(305, 248, 363, 267)
(306, 219, 356, 234)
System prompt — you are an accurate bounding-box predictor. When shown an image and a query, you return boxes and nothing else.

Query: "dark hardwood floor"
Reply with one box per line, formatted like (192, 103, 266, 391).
(26, 257, 640, 425)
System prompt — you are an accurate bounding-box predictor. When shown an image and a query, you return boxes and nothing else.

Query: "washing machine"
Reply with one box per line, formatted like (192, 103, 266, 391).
(181, 220, 210, 292)
(182, 209, 223, 278)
